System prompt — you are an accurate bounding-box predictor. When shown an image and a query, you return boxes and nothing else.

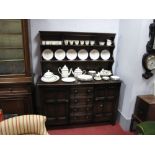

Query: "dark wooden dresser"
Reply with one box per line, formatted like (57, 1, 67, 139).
(36, 79, 121, 127)
(36, 31, 121, 128)
(130, 95, 155, 131)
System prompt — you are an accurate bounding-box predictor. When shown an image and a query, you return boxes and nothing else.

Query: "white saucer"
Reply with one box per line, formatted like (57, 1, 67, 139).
(41, 75, 60, 83)
(110, 75, 120, 80)
(61, 77, 76, 82)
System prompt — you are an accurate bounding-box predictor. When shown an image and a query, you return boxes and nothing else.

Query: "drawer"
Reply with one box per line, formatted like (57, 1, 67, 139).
(94, 101, 114, 113)
(0, 85, 31, 96)
(70, 114, 93, 123)
(94, 113, 112, 122)
(95, 84, 119, 97)
(71, 86, 93, 97)
(42, 87, 69, 99)
(70, 97, 93, 106)
(70, 105, 93, 113)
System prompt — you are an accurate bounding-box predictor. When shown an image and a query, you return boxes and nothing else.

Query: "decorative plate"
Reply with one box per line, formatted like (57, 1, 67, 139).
(78, 49, 88, 60)
(42, 49, 53, 60)
(55, 49, 65, 60)
(41, 75, 60, 83)
(66, 49, 77, 60)
(61, 77, 76, 82)
(101, 49, 110, 60)
(90, 49, 100, 60)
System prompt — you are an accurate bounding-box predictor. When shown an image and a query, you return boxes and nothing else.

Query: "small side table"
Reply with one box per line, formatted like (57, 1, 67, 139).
(130, 95, 155, 131)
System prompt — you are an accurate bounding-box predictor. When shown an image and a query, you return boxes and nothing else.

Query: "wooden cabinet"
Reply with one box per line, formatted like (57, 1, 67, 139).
(36, 31, 121, 128)
(130, 95, 155, 131)
(36, 81, 121, 127)
(0, 20, 33, 116)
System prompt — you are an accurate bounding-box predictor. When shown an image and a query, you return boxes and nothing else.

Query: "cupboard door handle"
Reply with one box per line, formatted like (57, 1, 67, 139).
(95, 97, 105, 101)
(73, 108, 78, 112)
(57, 99, 69, 103)
(46, 99, 55, 103)
(100, 104, 103, 107)
(74, 99, 78, 103)
(87, 89, 92, 93)
(107, 96, 114, 99)
(74, 90, 78, 93)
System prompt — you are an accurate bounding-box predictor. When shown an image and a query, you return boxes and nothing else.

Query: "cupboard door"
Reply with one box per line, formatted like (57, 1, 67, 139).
(0, 96, 32, 115)
(44, 100, 69, 126)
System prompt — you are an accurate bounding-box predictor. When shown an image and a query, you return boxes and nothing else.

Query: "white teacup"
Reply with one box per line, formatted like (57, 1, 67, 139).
(80, 40, 84, 45)
(107, 39, 112, 46)
(42, 41, 46, 45)
(64, 40, 69, 45)
(75, 40, 79, 45)
(69, 40, 74, 45)
(90, 40, 95, 46)
(88, 70, 96, 76)
(85, 40, 89, 45)
(99, 41, 105, 46)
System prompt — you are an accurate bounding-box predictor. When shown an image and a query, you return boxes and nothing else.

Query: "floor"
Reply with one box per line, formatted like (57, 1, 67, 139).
(48, 124, 133, 135)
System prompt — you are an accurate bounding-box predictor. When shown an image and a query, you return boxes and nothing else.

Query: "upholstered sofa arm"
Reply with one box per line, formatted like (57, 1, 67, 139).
(0, 115, 49, 135)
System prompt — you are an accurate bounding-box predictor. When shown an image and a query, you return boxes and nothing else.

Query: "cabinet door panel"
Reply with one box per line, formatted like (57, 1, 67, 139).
(43, 100, 68, 125)
(0, 20, 22, 33)
(0, 96, 32, 115)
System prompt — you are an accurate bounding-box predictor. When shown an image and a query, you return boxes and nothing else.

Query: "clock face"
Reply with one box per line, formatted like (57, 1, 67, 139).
(146, 55, 155, 70)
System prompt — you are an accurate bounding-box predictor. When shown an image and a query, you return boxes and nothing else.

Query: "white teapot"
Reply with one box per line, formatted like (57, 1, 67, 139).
(72, 67, 86, 78)
(58, 65, 72, 78)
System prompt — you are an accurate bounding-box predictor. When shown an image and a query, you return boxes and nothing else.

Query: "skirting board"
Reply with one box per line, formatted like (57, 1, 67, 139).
(117, 111, 131, 131)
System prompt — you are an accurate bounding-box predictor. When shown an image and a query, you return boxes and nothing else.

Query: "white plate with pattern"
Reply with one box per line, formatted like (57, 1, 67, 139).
(42, 49, 53, 60)
(90, 49, 100, 60)
(66, 49, 77, 60)
(101, 49, 110, 60)
(55, 49, 65, 60)
(78, 49, 88, 60)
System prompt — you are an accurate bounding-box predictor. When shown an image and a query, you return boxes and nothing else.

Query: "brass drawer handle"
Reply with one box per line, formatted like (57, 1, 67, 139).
(95, 97, 105, 101)
(74, 99, 78, 103)
(87, 98, 91, 102)
(87, 89, 92, 93)
(73, 108, 78, 112)
(100, 104, 103, 107)
(74, 89, 78, 93)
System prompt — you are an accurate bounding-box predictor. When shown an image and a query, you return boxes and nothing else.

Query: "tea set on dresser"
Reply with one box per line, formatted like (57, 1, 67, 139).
(41, 65, 120, 83)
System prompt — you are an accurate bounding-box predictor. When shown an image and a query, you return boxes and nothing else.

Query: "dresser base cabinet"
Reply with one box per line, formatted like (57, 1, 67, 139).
(0, 82, 33, 116)
(36, 80, 121, 128)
